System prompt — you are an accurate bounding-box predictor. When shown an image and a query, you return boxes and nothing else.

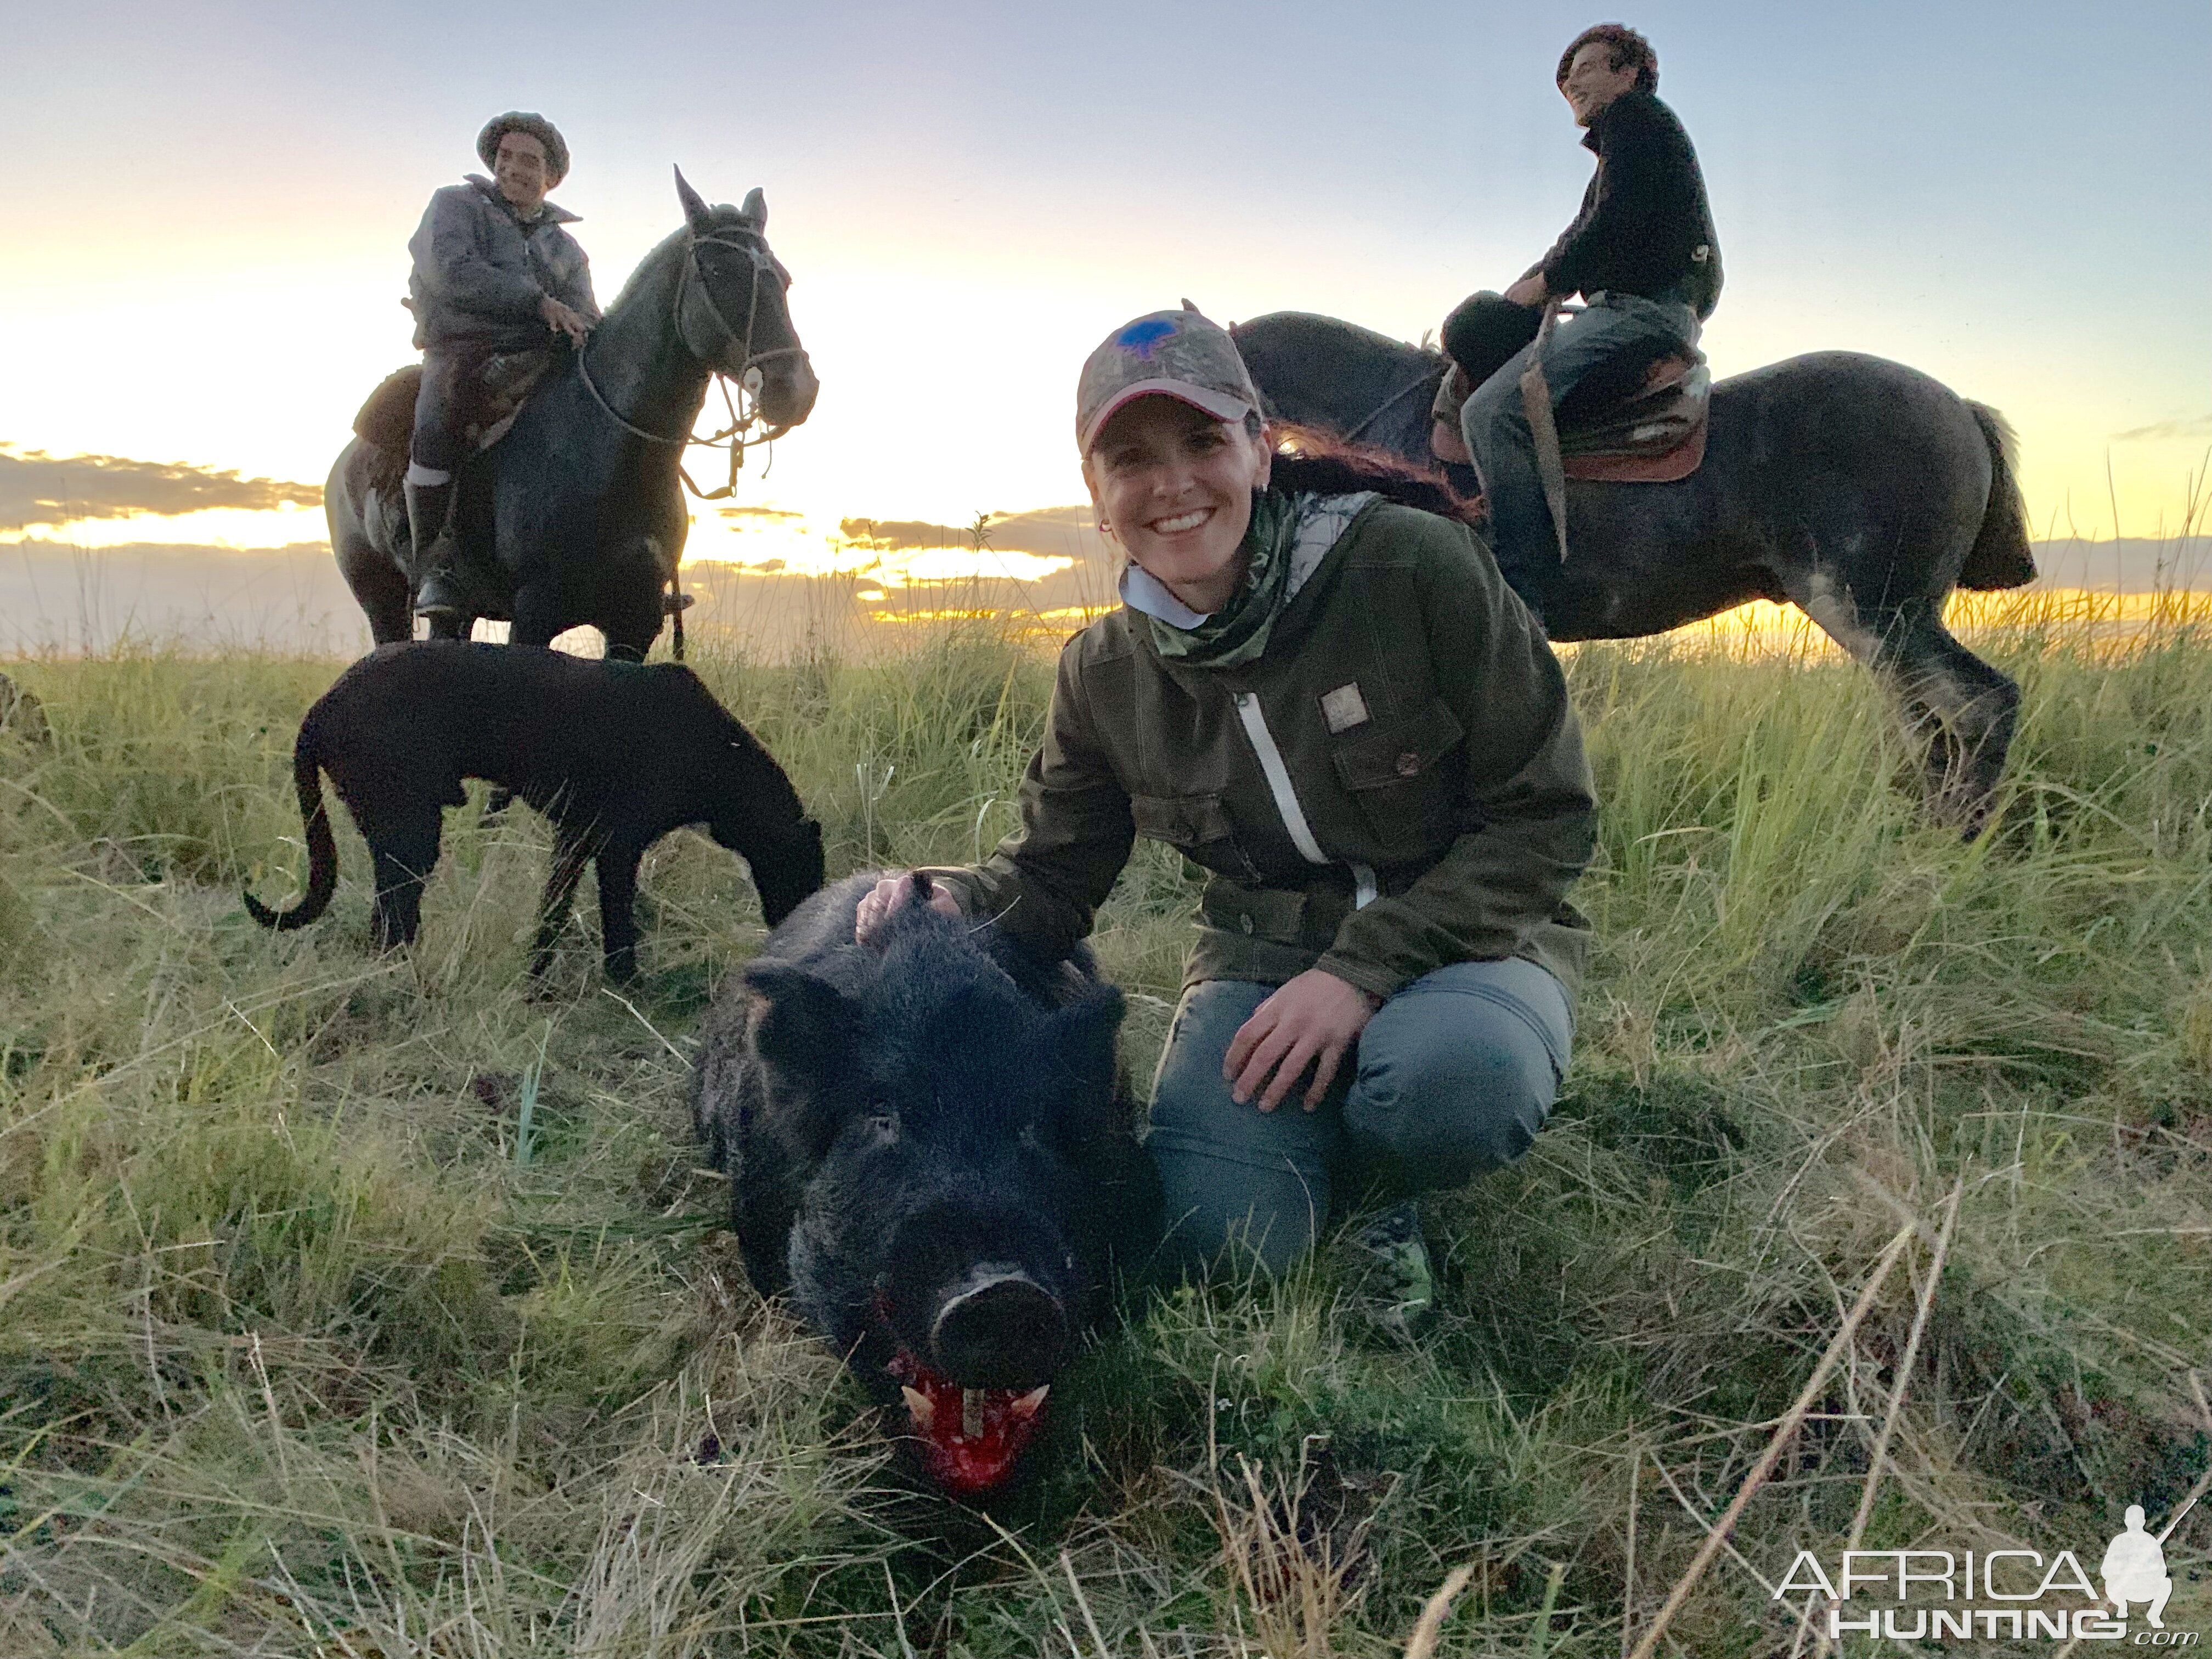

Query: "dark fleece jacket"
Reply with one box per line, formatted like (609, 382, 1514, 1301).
(1535, 89, 1723, 320)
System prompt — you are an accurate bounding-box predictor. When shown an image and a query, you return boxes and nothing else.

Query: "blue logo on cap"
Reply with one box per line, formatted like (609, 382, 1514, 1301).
(1115, 318, 1177, 358)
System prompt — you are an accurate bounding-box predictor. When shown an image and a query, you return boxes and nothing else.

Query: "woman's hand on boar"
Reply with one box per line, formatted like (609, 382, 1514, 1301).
(1223, 970, 1383, 1111)
(855, 873, 963, 944)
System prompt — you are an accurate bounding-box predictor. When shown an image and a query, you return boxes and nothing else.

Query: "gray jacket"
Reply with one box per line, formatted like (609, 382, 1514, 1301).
(406, 176, 600, 351)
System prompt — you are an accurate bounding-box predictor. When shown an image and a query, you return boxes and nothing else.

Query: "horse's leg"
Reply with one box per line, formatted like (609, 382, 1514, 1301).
(329, 461, 414, 645)
(602, 576, 663, 664)
(510, 579, 565, 650)
(1870, 602, 2021, 836)
(347, 543, 413, 645)
(1797, 569, 2019, 836)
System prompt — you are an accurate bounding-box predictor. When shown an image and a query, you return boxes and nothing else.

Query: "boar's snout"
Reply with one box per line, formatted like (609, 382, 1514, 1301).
(928, 1265, 1070, 1392)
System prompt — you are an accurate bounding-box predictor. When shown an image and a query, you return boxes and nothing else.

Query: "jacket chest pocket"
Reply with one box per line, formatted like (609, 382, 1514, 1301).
(1130, 791, 1259, 882)
(1329, 699, 1466, 851)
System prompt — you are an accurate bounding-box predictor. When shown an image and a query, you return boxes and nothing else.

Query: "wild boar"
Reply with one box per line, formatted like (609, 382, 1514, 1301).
(693, 871, 1159, 1495)
(244, 642, 823, 981)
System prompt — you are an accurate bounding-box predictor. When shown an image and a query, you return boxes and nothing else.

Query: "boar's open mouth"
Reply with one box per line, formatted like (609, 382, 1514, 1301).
(873, 1269, 1066, 1495)
(884, 1347, 1049, 1495)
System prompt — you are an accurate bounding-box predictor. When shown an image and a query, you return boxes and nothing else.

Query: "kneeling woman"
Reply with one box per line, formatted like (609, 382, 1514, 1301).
(859, 308, 1597, 1314)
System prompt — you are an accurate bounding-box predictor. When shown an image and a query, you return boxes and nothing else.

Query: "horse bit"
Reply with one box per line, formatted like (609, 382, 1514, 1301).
(575, 225, 806, 501)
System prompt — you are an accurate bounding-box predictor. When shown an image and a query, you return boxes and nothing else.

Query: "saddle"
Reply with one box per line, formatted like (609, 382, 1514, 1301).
(351, 350, 559, 496)
(1556, 351, 1710, 482)
(1432, 292, 1711, 483)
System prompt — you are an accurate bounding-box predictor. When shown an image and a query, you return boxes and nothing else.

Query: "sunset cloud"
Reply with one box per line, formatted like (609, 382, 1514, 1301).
(0, 444, 322, 532)
(836, 506, 1096, 561)
(2111, 414, 2212, 443)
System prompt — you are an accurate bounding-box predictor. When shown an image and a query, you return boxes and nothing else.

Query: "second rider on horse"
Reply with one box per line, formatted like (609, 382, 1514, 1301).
(1437, 25, 1722, 588)
(404, 112, 601, 623)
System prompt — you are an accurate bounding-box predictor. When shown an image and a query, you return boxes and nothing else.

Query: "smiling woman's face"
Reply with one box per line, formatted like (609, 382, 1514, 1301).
(1084, 396, 1271, 615)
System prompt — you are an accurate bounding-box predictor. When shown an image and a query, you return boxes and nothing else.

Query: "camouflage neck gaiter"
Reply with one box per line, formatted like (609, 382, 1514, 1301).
(1143, 489, 1300, 669)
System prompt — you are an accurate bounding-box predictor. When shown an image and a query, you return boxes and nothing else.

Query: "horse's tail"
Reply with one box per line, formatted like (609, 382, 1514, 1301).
(1959, 401, 2036, 591)
(244, 723, 338, 931)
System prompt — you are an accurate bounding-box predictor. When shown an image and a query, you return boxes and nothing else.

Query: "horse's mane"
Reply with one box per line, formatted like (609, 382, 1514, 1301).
(606, 205, 758, 314)
(1267, 425, 1483, 526)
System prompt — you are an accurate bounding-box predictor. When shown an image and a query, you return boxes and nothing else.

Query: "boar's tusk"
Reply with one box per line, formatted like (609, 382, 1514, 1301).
(962, 1388, 985, 1441)
(900, 1386, 935, 1432)
(1009, 1385, 1049, 1420)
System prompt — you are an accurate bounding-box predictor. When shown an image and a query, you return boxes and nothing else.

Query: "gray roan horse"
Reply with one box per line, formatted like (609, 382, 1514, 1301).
(328, 170, 819, 660)
(1230, 313, 2038, 834)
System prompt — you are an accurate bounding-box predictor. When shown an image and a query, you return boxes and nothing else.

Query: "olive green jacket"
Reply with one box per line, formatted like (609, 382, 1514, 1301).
(929, 500, 1597, 1000)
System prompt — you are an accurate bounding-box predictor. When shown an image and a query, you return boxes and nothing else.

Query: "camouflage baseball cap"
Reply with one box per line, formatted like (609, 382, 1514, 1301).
(1076, 309, 1262, 454)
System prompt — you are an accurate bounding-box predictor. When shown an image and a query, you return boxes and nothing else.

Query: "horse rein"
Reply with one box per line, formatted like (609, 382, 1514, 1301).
(574, 225, 806, 499)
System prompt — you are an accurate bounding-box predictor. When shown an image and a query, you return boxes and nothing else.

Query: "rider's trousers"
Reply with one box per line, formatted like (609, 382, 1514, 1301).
(1460, 291, 1698, 591)
(409, 346, 490, 476)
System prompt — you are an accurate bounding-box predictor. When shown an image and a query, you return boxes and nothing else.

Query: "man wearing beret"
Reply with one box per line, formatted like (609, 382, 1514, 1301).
(403, 112, 601, 623)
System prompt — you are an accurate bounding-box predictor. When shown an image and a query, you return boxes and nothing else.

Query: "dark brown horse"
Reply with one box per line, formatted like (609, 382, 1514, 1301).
(328, 171, 818, 660)
(1231, 313, 2035, 833)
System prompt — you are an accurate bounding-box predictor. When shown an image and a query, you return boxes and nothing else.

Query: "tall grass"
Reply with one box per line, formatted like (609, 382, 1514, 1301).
(2, 603, 2208, 1654)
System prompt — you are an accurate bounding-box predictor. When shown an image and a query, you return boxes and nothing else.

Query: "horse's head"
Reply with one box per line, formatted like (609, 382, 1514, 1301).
(673, 168, 819, 436)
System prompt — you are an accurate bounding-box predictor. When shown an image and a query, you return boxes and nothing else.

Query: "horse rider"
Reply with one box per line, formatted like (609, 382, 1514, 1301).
(403, 112, 601, 623)
(1440, 25, 1722, 589)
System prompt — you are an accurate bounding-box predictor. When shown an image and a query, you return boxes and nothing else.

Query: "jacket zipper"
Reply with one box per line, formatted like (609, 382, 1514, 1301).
(1231, 692, 1378, 911)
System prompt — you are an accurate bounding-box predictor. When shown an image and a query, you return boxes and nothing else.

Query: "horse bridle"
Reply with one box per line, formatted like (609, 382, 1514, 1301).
(572, 223, 807, 659)
(576, 224, 807, 498)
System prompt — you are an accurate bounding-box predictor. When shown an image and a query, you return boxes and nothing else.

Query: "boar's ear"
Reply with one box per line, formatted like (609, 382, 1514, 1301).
(1042, 983, 1124, 1090)
(743, 963, 860, 1077)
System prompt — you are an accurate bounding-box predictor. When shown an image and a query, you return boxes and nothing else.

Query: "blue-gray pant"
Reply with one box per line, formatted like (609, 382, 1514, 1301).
(1460, 290, 1697, 587)
(1145, 958, 1573, 1275)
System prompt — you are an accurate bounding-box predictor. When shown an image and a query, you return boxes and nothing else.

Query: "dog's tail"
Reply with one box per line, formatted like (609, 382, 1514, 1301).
(244, 723, 338, 931)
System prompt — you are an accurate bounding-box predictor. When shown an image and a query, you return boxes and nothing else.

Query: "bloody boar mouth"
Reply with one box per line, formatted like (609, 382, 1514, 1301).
(884, 1346, 1048, 1494)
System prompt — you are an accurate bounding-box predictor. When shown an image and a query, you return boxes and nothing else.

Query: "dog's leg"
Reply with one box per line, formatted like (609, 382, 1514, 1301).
(530, 825, 592, 977)
(368, 817, 442, 952)
(594, 836, 645, 984)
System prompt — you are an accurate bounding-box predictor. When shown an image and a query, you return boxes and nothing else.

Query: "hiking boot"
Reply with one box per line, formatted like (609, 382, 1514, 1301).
(1343, 1200, 1436, 1344)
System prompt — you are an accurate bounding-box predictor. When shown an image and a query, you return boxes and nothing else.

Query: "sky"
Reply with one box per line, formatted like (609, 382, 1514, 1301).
(3, 0, 2208, 600)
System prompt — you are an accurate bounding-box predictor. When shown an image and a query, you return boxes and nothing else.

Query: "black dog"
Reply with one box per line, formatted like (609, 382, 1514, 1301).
(245, 643, 823, 980)
(692, 871, 1160, 1496)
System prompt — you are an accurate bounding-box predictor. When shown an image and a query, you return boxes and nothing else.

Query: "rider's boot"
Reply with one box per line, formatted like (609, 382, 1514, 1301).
(404, 475, 465, 624)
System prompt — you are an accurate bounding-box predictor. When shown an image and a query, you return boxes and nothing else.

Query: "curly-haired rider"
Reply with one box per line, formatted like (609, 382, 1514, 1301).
(403, 112, 602, 623)
(1445, 25, 1722, 591)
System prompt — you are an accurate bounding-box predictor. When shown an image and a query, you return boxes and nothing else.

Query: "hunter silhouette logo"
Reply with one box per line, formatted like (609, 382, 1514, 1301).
(1774, 1487, 2203, 1645)
(2102, 1505, 2175, 1630)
